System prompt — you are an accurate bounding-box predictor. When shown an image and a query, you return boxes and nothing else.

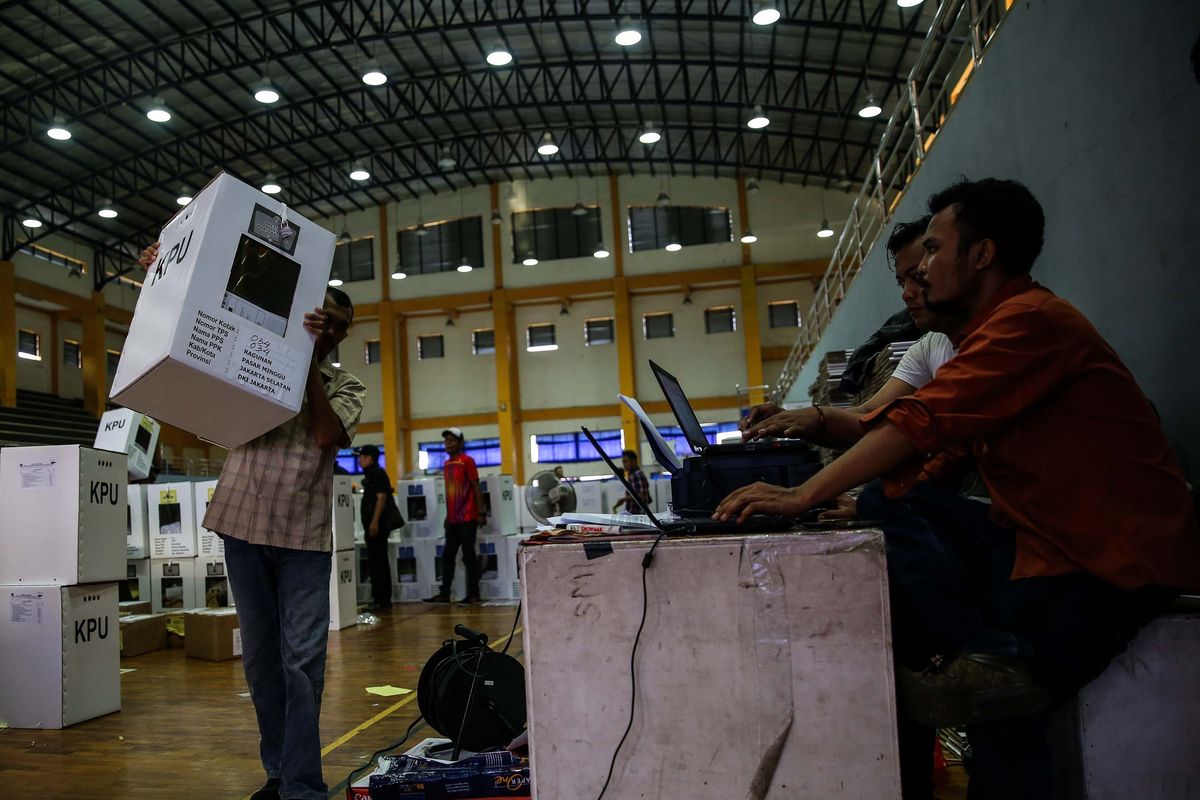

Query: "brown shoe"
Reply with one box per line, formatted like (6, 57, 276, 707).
(422, 592, 451, 604)
(897, 653, 1051, 728)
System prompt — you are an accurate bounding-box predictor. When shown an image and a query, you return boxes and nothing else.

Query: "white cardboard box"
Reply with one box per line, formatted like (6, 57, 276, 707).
(520, 531, 901, 798)
(148, 482, 198, 559)
(0, 583, 120, 729)
(192, 479, 222, 557)
(479, 475, 517, 536)
(356, 543, 372, 604)
(127, 485, 149, 559)
(93, 409, 160, 481)
(329, 549, 357, 630)
(393, 541, 427, 603)
(502, 533, 531, 600)
(476, 535, 515, 600)
(150, 558, 198, 612)
(424, 538, 466, 599)
(332, 475, 355, 551)
(572, 480, 606, 514)
(0, 445, 127, 585)
(195, 556, 233, 608)
(110, 171, 335, 449)
(399, 478, 446, 539)
(123, 558, 150, 604)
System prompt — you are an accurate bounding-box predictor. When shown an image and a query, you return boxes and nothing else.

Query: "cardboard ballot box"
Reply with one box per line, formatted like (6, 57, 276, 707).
(329, 549, 356, 630)
(110, 171, 335, 449)
(122, 558, 150, 604)
(195, 556, 233, 608)
(193, 480, 222, 557)
(0, 583, 120, 729)
(185, 607, 242, 661)
(150, 558, 198, 612)
(119, 613, 168, 657)
(127, 485, 149, 559)
(0, 445, 127, 585)
(399, 478, 446, 539)
(148, 482, 198, 558)
(93, 408, 160, 480)
(332, 475, 355, 551)
(393, 541, 428, 603)
(479, 475, 517, 536)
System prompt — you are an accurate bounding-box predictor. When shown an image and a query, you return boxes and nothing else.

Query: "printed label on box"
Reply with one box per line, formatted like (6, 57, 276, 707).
(232, 628, 242, 656)
(10, 592, 45, 624)
(18, 461, 56, 490)
(159, 489, 177, 504)
(228, 326, 302, 405)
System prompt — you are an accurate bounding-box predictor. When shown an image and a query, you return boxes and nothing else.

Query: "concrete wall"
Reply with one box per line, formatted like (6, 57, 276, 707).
(786, 0, 1200, 479)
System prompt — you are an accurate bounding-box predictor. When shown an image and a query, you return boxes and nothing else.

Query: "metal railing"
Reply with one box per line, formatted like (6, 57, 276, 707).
(771, 0, 1012, 403)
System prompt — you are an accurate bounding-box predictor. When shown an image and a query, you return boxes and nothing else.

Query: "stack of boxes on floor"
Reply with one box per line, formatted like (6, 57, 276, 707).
(328, 476, 357, 629)
(0, 445, 126, 728)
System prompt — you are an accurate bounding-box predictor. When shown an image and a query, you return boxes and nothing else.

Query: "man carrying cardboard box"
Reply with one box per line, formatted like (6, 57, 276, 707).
(137, 244, 365, 800)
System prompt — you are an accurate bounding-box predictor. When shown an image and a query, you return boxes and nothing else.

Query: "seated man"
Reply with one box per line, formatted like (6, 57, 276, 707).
(716, 178, 1200, 799)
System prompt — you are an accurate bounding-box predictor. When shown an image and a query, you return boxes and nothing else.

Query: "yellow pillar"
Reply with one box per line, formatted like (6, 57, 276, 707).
(609, 175, 639, 451)
(736, 177, 765, 407)
(491, 183, 524, 483)
(81, 292, 107, 416)
(49, 316, 59, 397)
(0, 261, 15, 407)
(396, 314, 414, 475)
(377, 203, 403, 473)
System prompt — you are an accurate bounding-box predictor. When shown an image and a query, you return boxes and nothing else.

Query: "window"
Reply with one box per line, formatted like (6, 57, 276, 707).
(419, 437, 502, 472)
(585, 317, 614, 346)
(526, 323, 557, 352)
(398, 217, 485, 275)
(17, 243, 86, 275)
(643, 312, 674, 340)
(627, 206, 732, 252)
(18, 329, 40, 361)
(63, 339, 81, 368)
(704, 306, 736, 334)
(657, 422, 741, 458)
(530, 429, 623, 464)
(768, 300, 800, 328)
(472, 328, 495, 355)
(335, 446, 386, 474)
(330, 236, 375, 283)
(364, 340, 381, 365)
(511, 206, 603, 263)
(417, 334, 444, 360)
(106, 349, 121, 375)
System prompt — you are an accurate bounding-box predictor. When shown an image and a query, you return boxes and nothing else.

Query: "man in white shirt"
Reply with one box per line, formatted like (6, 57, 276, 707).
(743, 216, 956, 444)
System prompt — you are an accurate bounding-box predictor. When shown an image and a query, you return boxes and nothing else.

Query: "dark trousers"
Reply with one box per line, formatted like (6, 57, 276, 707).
(365, 531, 394, 607)
(442, 521, 481, 598)
(856, 481, 1170, 800)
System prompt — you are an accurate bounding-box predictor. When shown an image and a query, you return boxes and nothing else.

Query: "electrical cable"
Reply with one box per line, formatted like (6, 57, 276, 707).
(502, 600, 522, 655)
(595, 531, 667, 800)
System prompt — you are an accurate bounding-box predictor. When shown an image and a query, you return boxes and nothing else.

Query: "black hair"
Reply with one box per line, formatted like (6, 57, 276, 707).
(325, 286, 355, 320)
(927, 178, 1045, 275)
(885, 215, 932, 271)
(621, 449, 638, 463)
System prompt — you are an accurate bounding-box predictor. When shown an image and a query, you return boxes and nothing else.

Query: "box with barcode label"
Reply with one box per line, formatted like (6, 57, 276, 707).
(184, 607, 241, 661)
(109, 171, 335, 449)
(148, 482, 197, 558)
(0, 445, 127, 585)
(192, 480, 221, 557)
(0, 583, 120, 728)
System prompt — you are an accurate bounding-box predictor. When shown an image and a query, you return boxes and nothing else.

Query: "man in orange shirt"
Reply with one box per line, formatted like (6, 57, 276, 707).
(715, 178, 1200, 799)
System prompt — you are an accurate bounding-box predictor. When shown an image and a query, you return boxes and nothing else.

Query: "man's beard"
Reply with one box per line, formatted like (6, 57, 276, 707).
(922, 257, 974, 318)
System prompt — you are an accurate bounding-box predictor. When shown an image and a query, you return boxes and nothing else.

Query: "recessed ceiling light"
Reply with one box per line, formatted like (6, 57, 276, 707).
(46, 125, 71, 141)
(747, 105, 770, 129)
(522, 256, 539, 267)
(391, 270, 407, 280)
(254, 79, 280, 104)
(176, 195, 192, 206)
(457, 263, 473, 273)
(740, 230, 758, 244)
(751, 3, 781, 25)
(486, 42, 513, 67)
(98, 207, 118, 219)
(593, 244, 610, 258)
(537, 132, 559, 156)
(614, 17, 642, 47)
(261, 182, 282, 195)
(327, 278, 344, 287)
(639, 127, 661, 145)
(858, 95, 883, 118)
(349, 168, 370, 181)
(362, 69, 388, 86)
(665, 242, 682, 252)
(817, 220, 835, 238)
(146, 105, 171, 123)
(21, 218, 43, 228)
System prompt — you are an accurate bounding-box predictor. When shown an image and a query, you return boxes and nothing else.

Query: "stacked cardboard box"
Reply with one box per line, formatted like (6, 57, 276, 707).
(0, 445, 125, 728)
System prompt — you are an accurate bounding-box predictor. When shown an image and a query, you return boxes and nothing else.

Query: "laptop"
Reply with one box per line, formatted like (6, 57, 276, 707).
(580, 426, 797, 536)
(649, 360, 814, 456)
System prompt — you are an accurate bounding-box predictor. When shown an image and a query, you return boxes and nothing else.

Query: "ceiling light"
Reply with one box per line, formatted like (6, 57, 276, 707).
(457, 256, 473, 273)
(21, 218, 43, 228)
(593, 244, 610, 258)
(97, 205, 118, 219)
(361, 68, 388, 86)
(858, 95, 883, 118)
(254, 79, 280, 104)
(415, 224, 430, 237)
(656, 191, 671, 208)
(491, 209, 502, 226)
(391, 270, 407, 280)
(438, 150, 457, 170)
(747, 177, 760, 194)
(327, 278, 344, 287)
(665, 241, 682, 252)
(338, 228, 352, 245)
(639, 127, 661, 145)
(571, 202, 588, 217)
(897, 0, 925, 6)
(682, 291, 693, 306)
(559, 304, 570, 316)
(261, 176, 282, 195)
(176, 195, 192, 206)
(46, 123, 71, 141)
(747, 105, 770, 129)
(614, 17, 642, 47)
(537, 132, 559, 156)
(486, 41, 513, 67)
(740, 230, 758, 244)
(445, 316, 456, 327)
(522, 255, 539, 266)
(146, 101, 171, 123)
(332, 360, 341, 367)
(751, 2, 781, 25)
(817, 219, 835, 238)
(349, 167, 370, 181)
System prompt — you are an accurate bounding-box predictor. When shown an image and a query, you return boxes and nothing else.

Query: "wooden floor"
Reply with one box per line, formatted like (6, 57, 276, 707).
(0, 601, 967, 799)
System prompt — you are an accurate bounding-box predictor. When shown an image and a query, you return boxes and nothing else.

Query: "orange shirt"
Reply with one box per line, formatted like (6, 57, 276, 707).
(862, 275, 1200, 591)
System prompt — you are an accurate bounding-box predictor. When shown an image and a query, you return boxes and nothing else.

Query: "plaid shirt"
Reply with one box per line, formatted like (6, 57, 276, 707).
(203, 360, 365, 552)
(624, 468, 651, 514)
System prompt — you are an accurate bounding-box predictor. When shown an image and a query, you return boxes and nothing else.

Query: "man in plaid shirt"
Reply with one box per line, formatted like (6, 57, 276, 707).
(613, 449, 652, 514)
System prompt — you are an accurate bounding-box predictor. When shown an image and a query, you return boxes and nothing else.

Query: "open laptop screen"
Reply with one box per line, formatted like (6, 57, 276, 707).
(649, 360, 710, 454)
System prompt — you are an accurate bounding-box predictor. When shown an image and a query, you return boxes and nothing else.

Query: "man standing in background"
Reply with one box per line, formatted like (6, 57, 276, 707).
(357, 444, 402, 612)
(424, 427, 486, 604)
(612, 449, 652, 514)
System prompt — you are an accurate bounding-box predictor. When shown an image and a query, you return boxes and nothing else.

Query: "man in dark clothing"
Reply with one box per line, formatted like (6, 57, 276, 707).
(356, 445, 402, 612)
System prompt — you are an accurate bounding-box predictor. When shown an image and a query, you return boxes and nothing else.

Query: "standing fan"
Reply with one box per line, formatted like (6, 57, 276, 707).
(524, 470, 577, 524)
